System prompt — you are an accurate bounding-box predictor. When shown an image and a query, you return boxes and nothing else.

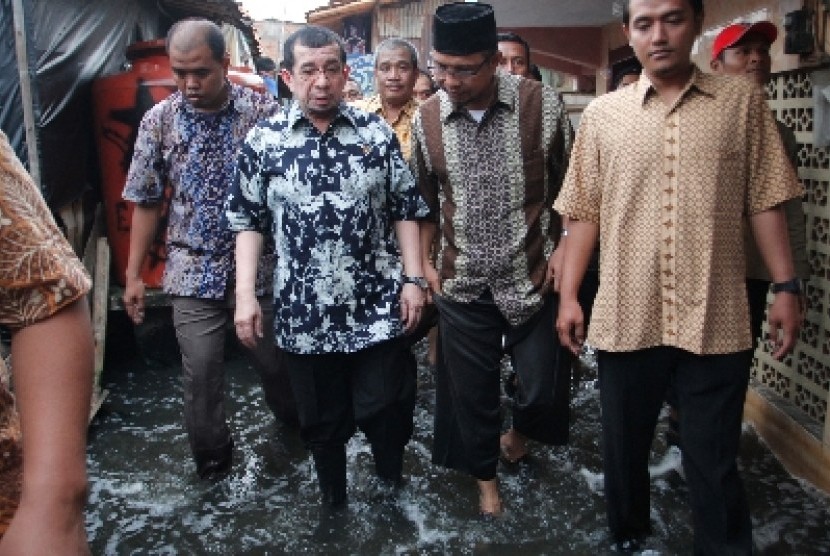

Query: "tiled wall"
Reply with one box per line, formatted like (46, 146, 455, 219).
(758, 68, 830, 445)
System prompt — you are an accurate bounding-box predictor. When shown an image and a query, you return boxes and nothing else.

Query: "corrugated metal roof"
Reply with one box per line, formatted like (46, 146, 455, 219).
(308, 0, 381, 24)
(158, 0, 261, 54)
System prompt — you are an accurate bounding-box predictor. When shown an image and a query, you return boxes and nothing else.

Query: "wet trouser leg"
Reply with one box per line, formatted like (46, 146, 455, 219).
(246, 299, 298, 427)
(352, 337, 417, 484)
(598, 347, 670, 544)
(598, 347, 752, 554)
(172, 297, 232, 477)
(284, 338, 416, 503)
(674, 349, 752, 555)
(508, 295, 571, 445)
(284, 351, 354, 506)
(432, 293, 507, 481)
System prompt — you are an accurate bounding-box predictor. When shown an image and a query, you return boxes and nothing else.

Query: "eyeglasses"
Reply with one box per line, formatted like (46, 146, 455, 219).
(429, 55, 491, 79)
(293, 64, 343, 81)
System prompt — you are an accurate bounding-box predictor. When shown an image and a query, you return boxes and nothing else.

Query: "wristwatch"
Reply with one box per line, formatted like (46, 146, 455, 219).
(402, 274, 428, 289)
(771, 278, 803, 295)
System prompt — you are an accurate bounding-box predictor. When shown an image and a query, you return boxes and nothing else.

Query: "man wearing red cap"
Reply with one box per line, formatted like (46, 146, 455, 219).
(711, 21, 810, 342)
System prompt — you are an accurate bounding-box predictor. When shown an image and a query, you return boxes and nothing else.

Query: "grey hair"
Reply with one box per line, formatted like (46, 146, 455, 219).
(374, 38, 419, 68)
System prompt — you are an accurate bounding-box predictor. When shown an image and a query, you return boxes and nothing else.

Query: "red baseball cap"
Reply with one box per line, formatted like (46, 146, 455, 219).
(711, 21, 778, 61)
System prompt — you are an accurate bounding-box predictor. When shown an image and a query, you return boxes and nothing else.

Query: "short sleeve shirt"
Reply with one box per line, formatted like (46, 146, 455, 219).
(352, 95, 420, 161)
(0, 131, 91, 328)
(123, 83, 279, 299)
(554, 69, 803, 354)
(225, 102, 428, 354)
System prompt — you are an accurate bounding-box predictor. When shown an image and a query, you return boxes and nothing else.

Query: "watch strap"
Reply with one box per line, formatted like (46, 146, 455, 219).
(402, 275, 428, 289)
(771, 278, 803, 295)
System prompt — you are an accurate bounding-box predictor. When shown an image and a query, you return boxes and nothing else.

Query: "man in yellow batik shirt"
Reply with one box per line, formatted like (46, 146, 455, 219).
(352, 38, 420, 161)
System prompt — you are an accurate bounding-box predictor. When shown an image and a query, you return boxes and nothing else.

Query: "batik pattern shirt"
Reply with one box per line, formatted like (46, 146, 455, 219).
(352, 95, 420, 161)
(225, 102, 428, 354)
(0, 131, 90, 329)
(123, 83, 279, 299)
(554, 68, 803, 354)
(412, 73, 572, 325)
(743, 119, 810, 281)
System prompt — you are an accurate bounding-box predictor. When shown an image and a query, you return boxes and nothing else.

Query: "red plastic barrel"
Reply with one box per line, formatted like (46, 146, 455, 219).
(92, 39, 265, 287)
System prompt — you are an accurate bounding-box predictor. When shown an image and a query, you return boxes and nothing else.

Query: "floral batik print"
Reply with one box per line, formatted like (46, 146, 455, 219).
(226, 102, 428, 354)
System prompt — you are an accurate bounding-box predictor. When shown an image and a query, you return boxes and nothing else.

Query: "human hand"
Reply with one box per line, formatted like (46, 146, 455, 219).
(555, 298, 585, 356)
(547, 245, 565, 293)
(400, 283, 425, 334)
(766, 292, 802, 360)
(423, 263, 441, 304)
(123, 275, 146, 324)
(234, 294, 262, 349)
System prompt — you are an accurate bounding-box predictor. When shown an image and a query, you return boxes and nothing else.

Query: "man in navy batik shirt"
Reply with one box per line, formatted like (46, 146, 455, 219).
(226, 25, 428, 507)
(123, 19, 296, 480)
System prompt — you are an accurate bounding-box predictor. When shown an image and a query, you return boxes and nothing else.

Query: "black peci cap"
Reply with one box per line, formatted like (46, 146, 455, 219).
(433, 2, 497, 55)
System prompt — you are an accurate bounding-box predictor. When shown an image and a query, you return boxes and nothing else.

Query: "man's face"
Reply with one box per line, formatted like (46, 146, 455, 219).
(430, 50, 499, 109)
(375, 47, 417, 105)
(282, 43, 348, 119)
(711, 34, 772, 86)
(498, 40, 529, 77)
(413, 74, 434, 101)
(169, 43, 229, 112)
(343, 80, 362, 101)
(624, 0, 702, 82)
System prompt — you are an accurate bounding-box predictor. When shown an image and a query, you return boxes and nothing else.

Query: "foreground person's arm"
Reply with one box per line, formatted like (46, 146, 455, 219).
(555, 220, 599, 355)
(749, 206, 801, 360)
(0, 298, 93, 556)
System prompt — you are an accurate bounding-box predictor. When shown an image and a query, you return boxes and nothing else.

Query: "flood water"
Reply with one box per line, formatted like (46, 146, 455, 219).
(86, 314, 830, 554)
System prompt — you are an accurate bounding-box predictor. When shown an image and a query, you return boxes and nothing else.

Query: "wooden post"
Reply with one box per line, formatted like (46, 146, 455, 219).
(10, 0, 42, 188)
(82, 207, 109, 421)
(89, 236, 110, 419)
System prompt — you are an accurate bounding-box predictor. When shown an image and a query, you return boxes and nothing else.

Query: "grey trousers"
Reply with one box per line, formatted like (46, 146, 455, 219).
(171, 296, 297, 469)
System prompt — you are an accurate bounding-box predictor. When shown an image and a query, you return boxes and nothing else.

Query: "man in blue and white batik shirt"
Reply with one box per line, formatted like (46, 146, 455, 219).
(226, 25, 428, 507)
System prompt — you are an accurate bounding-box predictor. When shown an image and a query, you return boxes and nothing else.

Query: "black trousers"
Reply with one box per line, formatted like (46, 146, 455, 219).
(432, 292, 571, 481)
(598, 347, 753, 555)
(283, 336, 416, 504)
(746, 278, 771, 345)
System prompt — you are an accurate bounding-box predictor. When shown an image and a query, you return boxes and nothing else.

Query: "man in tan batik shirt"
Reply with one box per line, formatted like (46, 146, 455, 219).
(554, 0, 803, 553)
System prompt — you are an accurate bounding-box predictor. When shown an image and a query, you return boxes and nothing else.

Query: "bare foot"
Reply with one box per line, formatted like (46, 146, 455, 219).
(477, 478, 503, 516)
(499, 429, 528, 463)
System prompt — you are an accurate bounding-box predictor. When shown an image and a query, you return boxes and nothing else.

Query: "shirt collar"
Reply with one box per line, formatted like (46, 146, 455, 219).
(636, 66, 716, 106)
(439, 72, 518, 123)
(360, 95, 420, 123)
(179, 80, 237, 115)
(286, 100, 359, 131)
